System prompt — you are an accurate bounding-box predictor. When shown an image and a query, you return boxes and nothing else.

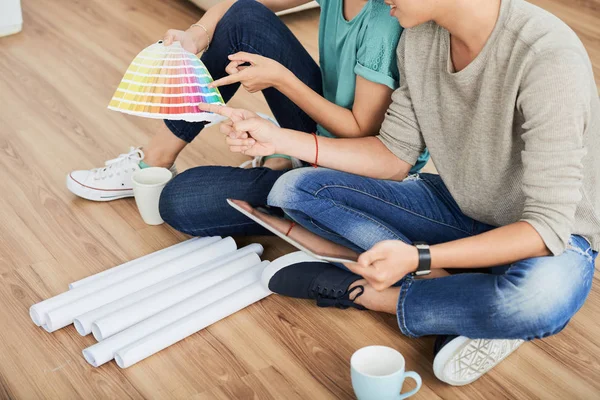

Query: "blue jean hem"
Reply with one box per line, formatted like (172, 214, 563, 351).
(396, 275, 418, 338)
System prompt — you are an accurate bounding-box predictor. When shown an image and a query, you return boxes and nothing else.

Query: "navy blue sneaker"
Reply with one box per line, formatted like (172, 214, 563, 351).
(262, 252, 365, 310)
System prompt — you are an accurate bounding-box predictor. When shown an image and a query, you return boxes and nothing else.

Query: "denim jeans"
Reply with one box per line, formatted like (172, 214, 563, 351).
(267, 168, 597, 340)
(163, 0, 321, 142)
(160, 166, 287, 236)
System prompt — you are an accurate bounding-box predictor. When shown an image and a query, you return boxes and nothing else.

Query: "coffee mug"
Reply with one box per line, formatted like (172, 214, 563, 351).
(351, 346, 422, 400)
(131, 167, 173, 225)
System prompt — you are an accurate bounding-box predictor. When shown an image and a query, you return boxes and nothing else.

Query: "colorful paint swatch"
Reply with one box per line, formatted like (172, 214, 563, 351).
(108, 41, 225, 122)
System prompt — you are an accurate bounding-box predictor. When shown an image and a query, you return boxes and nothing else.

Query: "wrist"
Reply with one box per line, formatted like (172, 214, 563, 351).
(274, 68, 295, 92)
(187, 25, 208, 52)
(272, 128, 293, 155)
(409, 246, 419, 273)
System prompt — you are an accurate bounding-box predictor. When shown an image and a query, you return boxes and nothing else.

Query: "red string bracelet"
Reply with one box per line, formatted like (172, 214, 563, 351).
(286, 222, 296, 236)
(311, 133, 319, 168)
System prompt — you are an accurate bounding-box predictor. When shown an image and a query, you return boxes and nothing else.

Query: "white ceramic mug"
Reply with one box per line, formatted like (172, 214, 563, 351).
(351, 346, 422, 400)
(131, 167, 173, 225)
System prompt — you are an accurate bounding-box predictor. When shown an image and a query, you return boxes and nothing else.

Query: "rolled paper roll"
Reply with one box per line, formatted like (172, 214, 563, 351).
(82, 261, 269, 368)
(87, 250, 260, 341)
(74, 243, 263, 337)
(68, 237, 207, 289)
(43, 238, 238, 332)
(30, 236, 221, 326)
(115, 280, 271, 368)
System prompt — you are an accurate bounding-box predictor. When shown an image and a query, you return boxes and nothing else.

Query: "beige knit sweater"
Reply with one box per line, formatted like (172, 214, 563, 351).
(377, 0, 600, 254)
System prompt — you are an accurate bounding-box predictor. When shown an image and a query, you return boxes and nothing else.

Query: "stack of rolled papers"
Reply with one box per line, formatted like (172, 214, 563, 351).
(29, 236, 273, 368)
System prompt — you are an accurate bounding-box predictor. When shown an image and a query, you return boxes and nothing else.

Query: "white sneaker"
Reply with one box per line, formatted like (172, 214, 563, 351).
(66, 147, 177, 201)
(433, 336, 524, 386)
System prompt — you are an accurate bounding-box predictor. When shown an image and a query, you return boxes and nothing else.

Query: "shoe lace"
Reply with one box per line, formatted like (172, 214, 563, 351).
(312, 284, 364, 309)
(93, 147, 144, 180)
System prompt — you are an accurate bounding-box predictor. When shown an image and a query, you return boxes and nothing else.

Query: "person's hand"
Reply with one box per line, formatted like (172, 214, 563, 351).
(209, 52, 292, 92)
(344, 241, 419, 291)
(162, 28, 206, 54)
(198, 104, 283, 156)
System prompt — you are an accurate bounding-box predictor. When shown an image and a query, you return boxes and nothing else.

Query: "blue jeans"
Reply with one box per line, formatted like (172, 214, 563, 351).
(164, 0, 321, 142)
(160, 166, 287, 236)
(267, 168, 597, 340)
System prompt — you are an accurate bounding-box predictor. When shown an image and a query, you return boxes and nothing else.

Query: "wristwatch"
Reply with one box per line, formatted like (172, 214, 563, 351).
(412, 242, 431, 276)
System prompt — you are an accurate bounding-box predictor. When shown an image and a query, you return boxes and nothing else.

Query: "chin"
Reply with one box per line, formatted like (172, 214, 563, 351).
(397, 16, 417, 28)
(398, 15, 429, 29)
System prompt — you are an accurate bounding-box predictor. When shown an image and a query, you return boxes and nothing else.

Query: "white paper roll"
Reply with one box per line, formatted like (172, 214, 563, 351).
(115, 280, 271, 368)
(69, 237, 208, 289)
(89, 250, 262, 340)
(82, 261, 269, 368)
(43, 238, 237, 332)
(73, 243, 264, 337)
(30, 236, 221, 326)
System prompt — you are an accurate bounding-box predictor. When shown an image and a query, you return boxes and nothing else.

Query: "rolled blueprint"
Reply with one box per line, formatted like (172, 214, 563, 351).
(73, 243, 263, 337)
(30, 236, 220, 326)
(68, 237, 209, 289)
(82, 261, 269, 368)
(115, 280, 271, 368)
(43, 238, 237, 332)
(89, 251, 262, 340)
(29, 237, 231, 328)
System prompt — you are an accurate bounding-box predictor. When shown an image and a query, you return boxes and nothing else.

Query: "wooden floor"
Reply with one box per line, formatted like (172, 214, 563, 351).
(0, 0, 598, 398)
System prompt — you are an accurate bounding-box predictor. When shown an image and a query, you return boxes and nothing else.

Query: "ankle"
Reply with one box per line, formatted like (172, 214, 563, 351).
(263, 157, 292, 170)
(350, 280, 399, 315)
(143, 147, 176, 168)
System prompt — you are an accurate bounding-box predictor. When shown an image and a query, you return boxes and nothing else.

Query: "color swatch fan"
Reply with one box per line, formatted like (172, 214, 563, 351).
(108, 41, 225, 122)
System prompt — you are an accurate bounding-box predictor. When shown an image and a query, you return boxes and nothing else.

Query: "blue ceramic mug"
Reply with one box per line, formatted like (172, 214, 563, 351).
(351, 346, 422, 400)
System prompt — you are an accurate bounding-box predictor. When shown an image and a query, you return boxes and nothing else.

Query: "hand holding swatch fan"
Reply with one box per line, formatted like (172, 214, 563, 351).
(108, 41, 225, 122)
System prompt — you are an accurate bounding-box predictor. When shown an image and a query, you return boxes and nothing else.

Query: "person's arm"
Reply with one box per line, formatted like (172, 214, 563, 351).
(278, 73, 393, 137)
(346, 49, 592, 291)
(163, 0, 311, 53)
(277, 131, 412, 180)
(210, 57, 394, 138)
(200, 104, 413, 180)
(278, 5, 402, 138)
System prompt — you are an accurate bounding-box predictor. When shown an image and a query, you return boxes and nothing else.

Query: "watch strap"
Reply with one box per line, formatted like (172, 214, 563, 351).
(412, 242, 431, 276)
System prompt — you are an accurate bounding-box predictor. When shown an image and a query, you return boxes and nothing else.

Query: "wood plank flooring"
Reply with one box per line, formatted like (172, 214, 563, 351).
(0, 0, 598, 398)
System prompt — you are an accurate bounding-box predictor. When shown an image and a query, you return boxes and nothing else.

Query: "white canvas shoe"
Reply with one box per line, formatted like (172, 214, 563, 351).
(433, 336, 524, 386)
(66, 147, 177, 201)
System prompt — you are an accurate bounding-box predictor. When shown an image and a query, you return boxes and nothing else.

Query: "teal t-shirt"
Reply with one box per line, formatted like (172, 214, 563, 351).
(316, 0, 429, 171)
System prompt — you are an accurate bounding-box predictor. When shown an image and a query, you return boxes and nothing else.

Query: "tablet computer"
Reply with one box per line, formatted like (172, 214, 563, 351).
(227, 199, 357, 264)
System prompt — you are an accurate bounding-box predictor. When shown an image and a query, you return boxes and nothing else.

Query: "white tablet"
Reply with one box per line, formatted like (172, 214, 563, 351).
(227, 199, 358, 264)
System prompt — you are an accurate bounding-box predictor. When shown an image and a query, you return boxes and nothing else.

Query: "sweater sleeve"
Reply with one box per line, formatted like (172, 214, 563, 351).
(376, 33, 426, 166)
(517, 49, 590, 255)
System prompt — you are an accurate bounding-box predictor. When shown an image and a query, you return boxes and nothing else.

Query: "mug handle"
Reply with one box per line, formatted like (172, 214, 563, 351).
(398, 371, 422, 399)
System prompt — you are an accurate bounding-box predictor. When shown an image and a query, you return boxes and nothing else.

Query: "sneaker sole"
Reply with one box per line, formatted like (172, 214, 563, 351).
(66, 173, 134, 202)
(260, 251, 326, 289)
(433, 337, 524, 386)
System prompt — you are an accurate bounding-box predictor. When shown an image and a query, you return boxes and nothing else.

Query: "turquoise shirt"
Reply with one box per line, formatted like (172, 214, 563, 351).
(316, 0, 429, 171)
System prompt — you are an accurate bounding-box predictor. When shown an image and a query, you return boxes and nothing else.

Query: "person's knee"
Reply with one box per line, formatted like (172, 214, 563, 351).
(159, 169, 225, 236)
(221, 0, 272, 28)
(489, 255, 593, 339)
(158, 171, 192, 234)
(267, 167, 326, 209)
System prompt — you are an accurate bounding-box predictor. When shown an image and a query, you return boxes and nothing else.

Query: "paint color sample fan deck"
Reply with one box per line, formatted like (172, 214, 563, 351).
(108, 41, 225, 122)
